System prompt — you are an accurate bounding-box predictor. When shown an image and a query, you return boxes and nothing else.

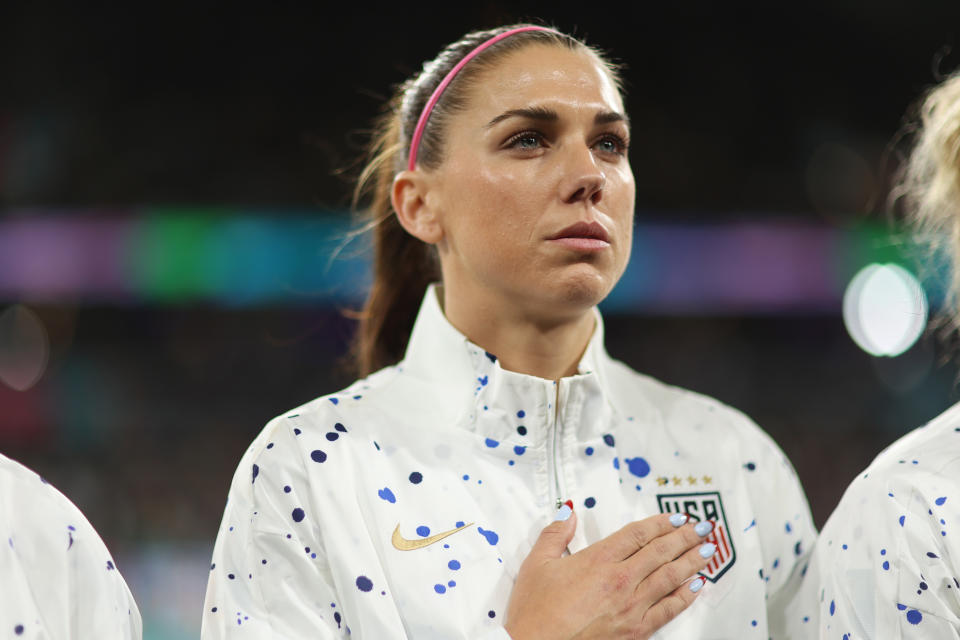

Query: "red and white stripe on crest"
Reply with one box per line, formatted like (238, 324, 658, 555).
(703, 524, 731, 575)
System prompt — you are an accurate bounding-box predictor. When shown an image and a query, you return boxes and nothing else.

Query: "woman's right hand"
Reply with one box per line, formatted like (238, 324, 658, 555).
(503, 507, 716, 640)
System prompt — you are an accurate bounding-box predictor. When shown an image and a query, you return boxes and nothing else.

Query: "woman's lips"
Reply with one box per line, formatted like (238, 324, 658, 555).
(548, 221, 611, 251)
(550, 237, 610, 250)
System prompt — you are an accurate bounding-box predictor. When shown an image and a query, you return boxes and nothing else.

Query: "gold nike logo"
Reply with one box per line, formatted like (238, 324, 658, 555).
(391, 522, 474, 551)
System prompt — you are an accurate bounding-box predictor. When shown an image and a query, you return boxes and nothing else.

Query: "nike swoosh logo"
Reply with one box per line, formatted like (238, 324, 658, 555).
(391, 522, 474, 551)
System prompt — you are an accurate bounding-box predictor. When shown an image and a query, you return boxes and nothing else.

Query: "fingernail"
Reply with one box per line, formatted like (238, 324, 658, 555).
(669, 513, 688, 527)
(694, 521, 714, 537)
(698, 543, 717, 558)
(554, 504, 573, 521)
(688, 577, 705, 593)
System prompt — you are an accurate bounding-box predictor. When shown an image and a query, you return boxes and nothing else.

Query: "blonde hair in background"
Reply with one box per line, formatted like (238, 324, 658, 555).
(896, 71, 960, 328)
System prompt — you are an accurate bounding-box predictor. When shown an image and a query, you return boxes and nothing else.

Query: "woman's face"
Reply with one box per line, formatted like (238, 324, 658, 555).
(424, 44, 635, 321)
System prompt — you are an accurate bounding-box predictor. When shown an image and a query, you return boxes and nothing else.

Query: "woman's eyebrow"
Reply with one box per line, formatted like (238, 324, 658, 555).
(595, 110, 630, 129)
(485, 106, 558, 128)
(485, 106, 630, 129)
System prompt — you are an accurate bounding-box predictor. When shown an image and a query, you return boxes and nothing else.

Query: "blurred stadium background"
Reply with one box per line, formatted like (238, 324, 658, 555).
(3, 2, 960, 637)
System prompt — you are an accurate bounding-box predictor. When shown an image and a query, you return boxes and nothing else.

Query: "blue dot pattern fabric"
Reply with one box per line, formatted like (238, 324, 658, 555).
(777, 404, 960, 638)
(202, 285, 815, 639)
(0, 453, 142, 639)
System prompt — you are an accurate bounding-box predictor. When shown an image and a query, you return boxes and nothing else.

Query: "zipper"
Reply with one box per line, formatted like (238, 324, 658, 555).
(551, 380, 565, 509)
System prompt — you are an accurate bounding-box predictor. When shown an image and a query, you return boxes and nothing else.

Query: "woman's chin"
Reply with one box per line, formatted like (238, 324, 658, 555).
(542, 268, 614, 311)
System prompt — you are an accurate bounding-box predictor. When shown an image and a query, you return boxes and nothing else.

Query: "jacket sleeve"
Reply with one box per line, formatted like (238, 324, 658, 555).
(201, 418, 349, 639)
(736, 422, 817, 633)
(802, 462, 960, 639)
(0, 456, 142, 640)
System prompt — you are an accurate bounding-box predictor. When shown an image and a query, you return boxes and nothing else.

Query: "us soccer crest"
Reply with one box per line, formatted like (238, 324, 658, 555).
(656, 491, 735, 582)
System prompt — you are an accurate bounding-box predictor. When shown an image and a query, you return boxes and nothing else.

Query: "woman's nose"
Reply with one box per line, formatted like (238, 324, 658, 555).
(560, 145, 605, 205)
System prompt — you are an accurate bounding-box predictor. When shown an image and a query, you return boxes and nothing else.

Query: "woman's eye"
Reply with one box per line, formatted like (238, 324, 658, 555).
(595, 135, 628, 156)
(507, 132, 544, 150)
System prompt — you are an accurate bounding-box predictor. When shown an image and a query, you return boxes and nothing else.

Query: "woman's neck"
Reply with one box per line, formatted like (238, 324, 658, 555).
(441, 286, 596, 381)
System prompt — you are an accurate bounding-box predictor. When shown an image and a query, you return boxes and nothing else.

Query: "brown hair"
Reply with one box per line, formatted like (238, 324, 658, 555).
(894, 71, 960, 331)
(351, 24, 622, 376)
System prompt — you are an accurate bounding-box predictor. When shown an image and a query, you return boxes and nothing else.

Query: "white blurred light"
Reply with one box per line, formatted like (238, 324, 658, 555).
(0, 304, 50, 391)
(842, 263, 928, 357)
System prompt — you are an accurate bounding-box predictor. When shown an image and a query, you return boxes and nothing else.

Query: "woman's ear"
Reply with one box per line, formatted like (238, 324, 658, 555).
(391, 170, 444, 245)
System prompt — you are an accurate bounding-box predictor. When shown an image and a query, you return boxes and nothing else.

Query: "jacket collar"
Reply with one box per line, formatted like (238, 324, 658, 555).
(400, 284, 617, 443)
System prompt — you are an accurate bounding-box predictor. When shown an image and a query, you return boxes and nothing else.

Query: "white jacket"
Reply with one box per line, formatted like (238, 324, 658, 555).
(202, 286, 815, 639)
(0, 453, 142, 639)
(781, 402, 960, 638)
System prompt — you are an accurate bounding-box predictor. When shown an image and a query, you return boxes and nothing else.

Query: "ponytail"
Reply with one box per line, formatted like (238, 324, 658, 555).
(351, 101, 440, 377)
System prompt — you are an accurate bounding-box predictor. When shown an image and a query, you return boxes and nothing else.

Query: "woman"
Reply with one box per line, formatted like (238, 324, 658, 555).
(781, 74, 960, 638)
(202, 25, 814, 639)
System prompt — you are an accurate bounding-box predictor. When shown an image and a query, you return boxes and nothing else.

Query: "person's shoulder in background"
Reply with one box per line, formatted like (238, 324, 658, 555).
(0, 453, 142, 639)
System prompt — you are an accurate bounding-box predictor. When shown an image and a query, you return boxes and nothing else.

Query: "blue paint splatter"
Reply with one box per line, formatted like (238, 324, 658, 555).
(936, 496, 947, 506)
(356, 576, 373, 592)
(478, 376, 488, 386)
(329, 397, 339, 405)
(585, 447, 594, 456)
(477, 527, 499, 545)
(513, 446, 526, 456)
(584, 497, 596, 508)
(883, 561, 890, 570)
(485, 438, 500, 448)
(326, 432, 339, 441)
(744, 462, 756, 471)
(292, 508, 305, 523)
(409, 472, 423, 484)
(603, 434, 615, 447)
(416, 526, 430, 537)
(785, 522, 792, 533)
(625, 457, 651, 478)
(252, 464, 259, 483)
(829, 600, 835, 616)
(284, 485, 291, 493)
(448, 580, 456, 587)
(517, 425, 527, 435)
(378, 488, 396, 503)
(794, 541, 803, 556)
(906, 609, 922, 625)
(448, 560, 460, 570)
(434, 584, 446, 594)
(613, 457, 620, 469)
(484, 351, 497, 363)
(455, 521, 465, 527)
(744, 519, 756, 532)
(517, 410, 525, 418)
(335, 422, 347, 433)
(899, 515, 906, 527)
(311, 450, 327, 463)
(488, 611, 496, 618)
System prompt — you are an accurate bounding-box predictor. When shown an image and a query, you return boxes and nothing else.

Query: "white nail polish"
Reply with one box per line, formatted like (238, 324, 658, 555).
(554, 504, 572, 521)
(669, 513, 688, 527)
(689, 577, 705, 593)
(698, 543, 716, 558)
(694, 521, 713, 537)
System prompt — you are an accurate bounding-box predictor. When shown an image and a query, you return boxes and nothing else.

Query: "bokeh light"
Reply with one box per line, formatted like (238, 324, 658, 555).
(0, 304, 50, 391)
(842, 263, 928, 357)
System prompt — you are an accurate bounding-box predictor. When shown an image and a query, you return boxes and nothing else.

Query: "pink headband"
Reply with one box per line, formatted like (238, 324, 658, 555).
(407, 26, 555, 171)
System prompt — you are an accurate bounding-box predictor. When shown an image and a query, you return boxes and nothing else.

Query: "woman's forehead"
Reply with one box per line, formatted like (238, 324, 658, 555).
(468, 45, 624, 120)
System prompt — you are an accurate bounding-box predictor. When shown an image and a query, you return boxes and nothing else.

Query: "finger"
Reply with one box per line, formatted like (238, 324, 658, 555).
(523, 504, 578, 566)
(623, 519, 714, 581)
(637, 574, 706, 633)
(591, 513, 693, 561)
(633, 538, 716, 609)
